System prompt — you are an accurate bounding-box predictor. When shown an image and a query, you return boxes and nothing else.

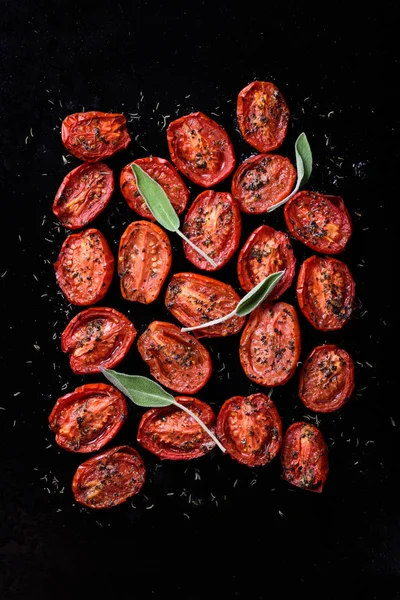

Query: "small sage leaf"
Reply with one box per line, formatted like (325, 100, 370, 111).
(100, 368, 226, 452)
(267, 133, 312, 212)
(131, 163, 180, 232)
(181, 271, 284, 333)
(235, 271, 284, 316)
(131, 163, 217, 267)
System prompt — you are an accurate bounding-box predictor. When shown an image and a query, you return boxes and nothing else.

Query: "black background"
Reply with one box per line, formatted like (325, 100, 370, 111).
(1, 2, 399, 598)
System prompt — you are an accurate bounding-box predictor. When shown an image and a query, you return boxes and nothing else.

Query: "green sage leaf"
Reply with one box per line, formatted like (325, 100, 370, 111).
(235, 271, 284, 316)
(131, 163, 180, 232)
(267, 132, 312, 212)
(181, 270, 284, 332)
(100, 368, 226, 452)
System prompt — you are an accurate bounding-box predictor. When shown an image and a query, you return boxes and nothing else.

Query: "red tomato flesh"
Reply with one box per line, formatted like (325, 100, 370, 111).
(137, 397, 216, 460)
(137, 321, 212, 394)
(72, 446, 146, 509)
(118, 221, 172, 304)
(53, 163, 114, 230)
(61, 111, 130, 161)
(49, 383, 127, 453)
(297, 256, 355, 331)
(299, 345, 355, 413)
(281, 422, 329, 492)
(120, 157, 189, 220)
(167, 112, 236, 187)
(231, 154, 296, 214)
(237, 81, 289, 152)
(237, 225, 295, 298)
(240, 302, 301, 386)
(284, 191, 352, 254)
(182, 191, 241, 271)
(216, 393, 282, 467)
(61, 307, 136, 374)
(54, 228, 114, 306)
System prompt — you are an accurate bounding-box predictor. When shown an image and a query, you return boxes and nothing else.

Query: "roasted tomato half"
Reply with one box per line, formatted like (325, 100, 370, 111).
(240, 302, 301, 386)
(299, 345, 355, 413)
(137, 397, 216, 460)
(237, 81, 289, 152)
(237, 225, 295, 298)
(61, 307, 136, 374)
(72, 446, 146, 509)
(281, 423, 329, 493)
(53, 163, 114, 230)
(297, 256, 355, 331)
(118, 221, 172, 304)
(284, 191, 352, 254)
(182, 191, 241, 271)
(49, 383, 127, 453)
(137, 321, 212, 394)
(165, 272, 245, 338)
(120, 157, 189, 220)
(216, 393, 282, 467)
(167, 112, 236, 187)
(61, 111, 130, 162)
(231, 154, 296, 214)
(54, 228, 114, 306)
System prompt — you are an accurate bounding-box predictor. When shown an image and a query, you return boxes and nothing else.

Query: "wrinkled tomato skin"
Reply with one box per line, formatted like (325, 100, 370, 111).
(165, 272, 245, 338)
(237, 225, 295, 298)
(137, 321, 212, 394)
(120, 157, 189, 220)
(231, 154, 296, 214)
(182, 191, 241, 271)
(61, 111, 131, 162)
(54, 228, 114, 306)
(72, 446, 146, 509)
(297, 256, 355, 331)
(53, 163, 114, 230)
(240, 302, 301, 387)
(61, 307, 136, 374)
(137, 397, 216, 460)
(49, 383, 127, 453)
(216, 394, 282, 467)
(284, 191, 353, 254)
(118, 221, 172, 304)
(167, 112, 236, 187)
(281, 423, 329, 493)
(299, 345, 355, 413)
(237, 81, 289, 152)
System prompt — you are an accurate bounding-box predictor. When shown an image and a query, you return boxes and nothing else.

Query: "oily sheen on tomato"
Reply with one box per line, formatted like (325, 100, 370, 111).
(231, 154, 296, 214)
(240, 302, 301, 386)
(216, 394, 282, 467)
(53, 163, 114, 229)
(49, 383, 127, 453)
(54, 228, 114, 306)
(61, 307, 136, 374)
(118, 221, 172, 304)
(297, 256, 355, 331)
(167, 112, 236, 187)
(165, 272, 245, 338)
(137, 397, 216, 460)
(281, 423, 329, 493)
(284, 191, 352, 253)
(237, 81, 290, 152)
(237, 225, 295, 298)
(72, 446, 146, 509)
(137, 321, 212, 394)
(182, 191, 241, 271)
(61, 111, 131, 161)
(120, 157, 189, 220)
(299, 345, 355, 413)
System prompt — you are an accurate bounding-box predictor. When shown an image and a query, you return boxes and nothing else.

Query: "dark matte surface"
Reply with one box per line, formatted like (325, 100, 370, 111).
(1, 2, 398, 598)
